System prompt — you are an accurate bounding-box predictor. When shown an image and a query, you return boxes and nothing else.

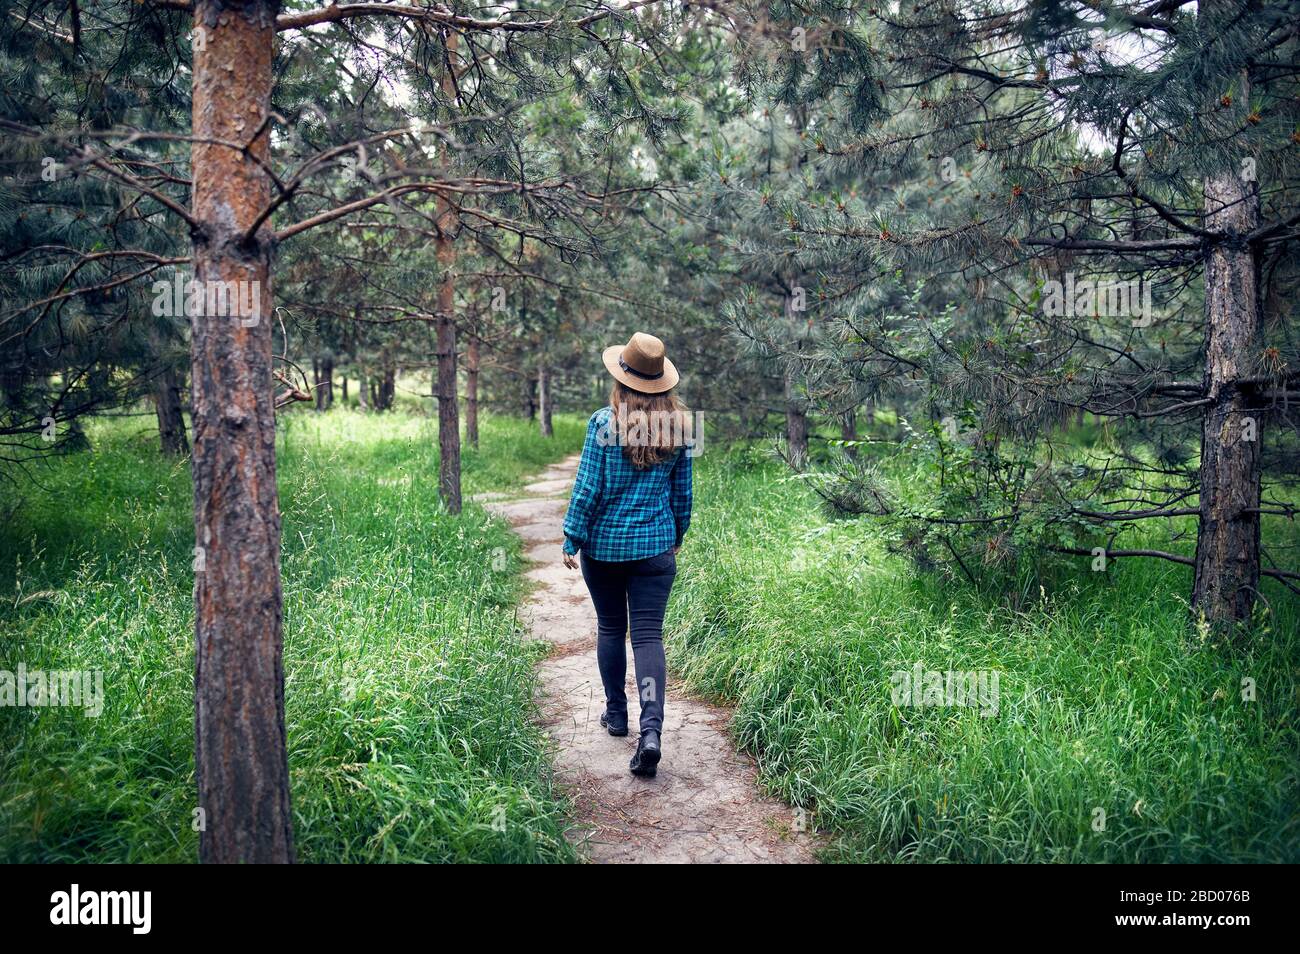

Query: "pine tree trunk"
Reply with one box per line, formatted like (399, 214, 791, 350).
(357, 369, 369, 410)
(784, 366, 808, 469)
(341, 375, 347, 404)
(315, 355, 333, 411)
(465, 334, 480, 449)
(378, 354, 394, 411)
(154, 365, 189, 457)
(1191, 169, 1262, 626)
(538, 363, 553, 437)
(189, 0, 293, 865)
(840, 409, 857, 459)
(782, 113, 811, 473)
(435, 284, 460, 512)
(434, 31, 461, 514)
(523, 374, 536, 420)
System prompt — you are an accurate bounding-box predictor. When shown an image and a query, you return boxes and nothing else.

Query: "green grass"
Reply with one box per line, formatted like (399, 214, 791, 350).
(668, 450, 1300, 863)
(0, 407, 584, 862)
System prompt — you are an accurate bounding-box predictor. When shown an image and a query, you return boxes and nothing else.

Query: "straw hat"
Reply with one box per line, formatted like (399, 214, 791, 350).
(602, 332, 680, 394)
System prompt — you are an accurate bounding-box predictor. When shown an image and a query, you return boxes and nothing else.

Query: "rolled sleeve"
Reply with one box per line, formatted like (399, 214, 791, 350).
(669, 447, 693, 547)
(562, 412, 606, 554)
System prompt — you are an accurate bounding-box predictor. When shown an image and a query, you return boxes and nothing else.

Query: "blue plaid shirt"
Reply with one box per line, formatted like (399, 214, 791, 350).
(562, 406, 693, 561)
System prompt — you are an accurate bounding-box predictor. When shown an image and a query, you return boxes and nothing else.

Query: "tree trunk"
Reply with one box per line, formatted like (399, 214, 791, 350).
(341, 375, 347, 404)
(357, 368, 369, 410)
(538, 363, 553, 437)
(784, 365, 808, 469)
(154, 365, 189, 456)
(189, 0, 293, 864)
(435, 287, 460, 512)
(840, 409, 857, 459)
(377, 354, 394, 411)
(465, 334, 480, 449)
(434, 31, 461, 514)
(522, 374, 536, 420)
(1191, 169, 1262, 627)
(315, 354, 333, 411)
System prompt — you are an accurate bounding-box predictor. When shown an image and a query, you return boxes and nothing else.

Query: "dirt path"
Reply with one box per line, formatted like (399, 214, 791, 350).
(483, 455, 817, 864)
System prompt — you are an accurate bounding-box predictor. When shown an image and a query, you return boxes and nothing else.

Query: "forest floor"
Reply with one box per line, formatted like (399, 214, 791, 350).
(483, 456, 817, 863)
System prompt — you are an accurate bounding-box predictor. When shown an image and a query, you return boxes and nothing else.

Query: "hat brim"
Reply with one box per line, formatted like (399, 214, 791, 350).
(602, 345, 679, 394)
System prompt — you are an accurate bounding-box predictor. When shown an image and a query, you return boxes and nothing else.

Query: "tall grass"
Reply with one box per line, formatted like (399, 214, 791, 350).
(668, 450, 1300, 862)
(0, 408, 584, 862)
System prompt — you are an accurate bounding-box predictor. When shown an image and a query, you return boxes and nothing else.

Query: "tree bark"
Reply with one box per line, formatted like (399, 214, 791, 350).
(1191, 169, 1262, 627)
(189, 0, 293, 864)
(154, 365, 189, 456)
(314, 354, 333, 411)
(465, 333, 480, 448)
(784, 365, 808, 469)
(435, 281, 460, 512)
(840, 408, 857, 459)
(434, 29, 461, 513)
(357, 368, 369, 410)
(377, 352, 394, 410)
(522, 373, 536, 420)
(538, 363, 553, 437)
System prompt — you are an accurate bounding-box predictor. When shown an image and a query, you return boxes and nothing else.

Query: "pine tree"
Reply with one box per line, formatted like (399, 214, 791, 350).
(718, 0, 1300, 624)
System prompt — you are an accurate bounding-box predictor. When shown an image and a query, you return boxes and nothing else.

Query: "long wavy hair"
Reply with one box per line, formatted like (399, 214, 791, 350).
(609, 382, 691, 469)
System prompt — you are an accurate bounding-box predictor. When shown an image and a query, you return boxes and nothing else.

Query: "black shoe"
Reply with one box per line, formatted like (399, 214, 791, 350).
(600, 710, 628, 737)
(629, 730, 661, 777)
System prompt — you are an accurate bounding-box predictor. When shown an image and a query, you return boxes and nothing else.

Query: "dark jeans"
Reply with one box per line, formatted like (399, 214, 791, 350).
(580, 549, 676, 734)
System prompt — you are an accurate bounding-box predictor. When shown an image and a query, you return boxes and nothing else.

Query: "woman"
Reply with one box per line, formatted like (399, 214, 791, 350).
(561, 332, 693, 778)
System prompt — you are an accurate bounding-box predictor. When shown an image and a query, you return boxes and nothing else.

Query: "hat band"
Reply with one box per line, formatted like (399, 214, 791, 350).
(619, 355, 664, 381)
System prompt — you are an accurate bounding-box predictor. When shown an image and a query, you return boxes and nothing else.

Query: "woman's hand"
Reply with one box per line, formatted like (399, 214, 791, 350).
(562, 550, 579, 570)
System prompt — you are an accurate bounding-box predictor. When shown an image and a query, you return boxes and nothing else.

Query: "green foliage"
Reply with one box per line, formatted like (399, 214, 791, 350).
(707, 2, 1300, 606)
(0, 0, 192, 455)
(0, 409, 584, 862)
(814, 412, 1115, 592)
